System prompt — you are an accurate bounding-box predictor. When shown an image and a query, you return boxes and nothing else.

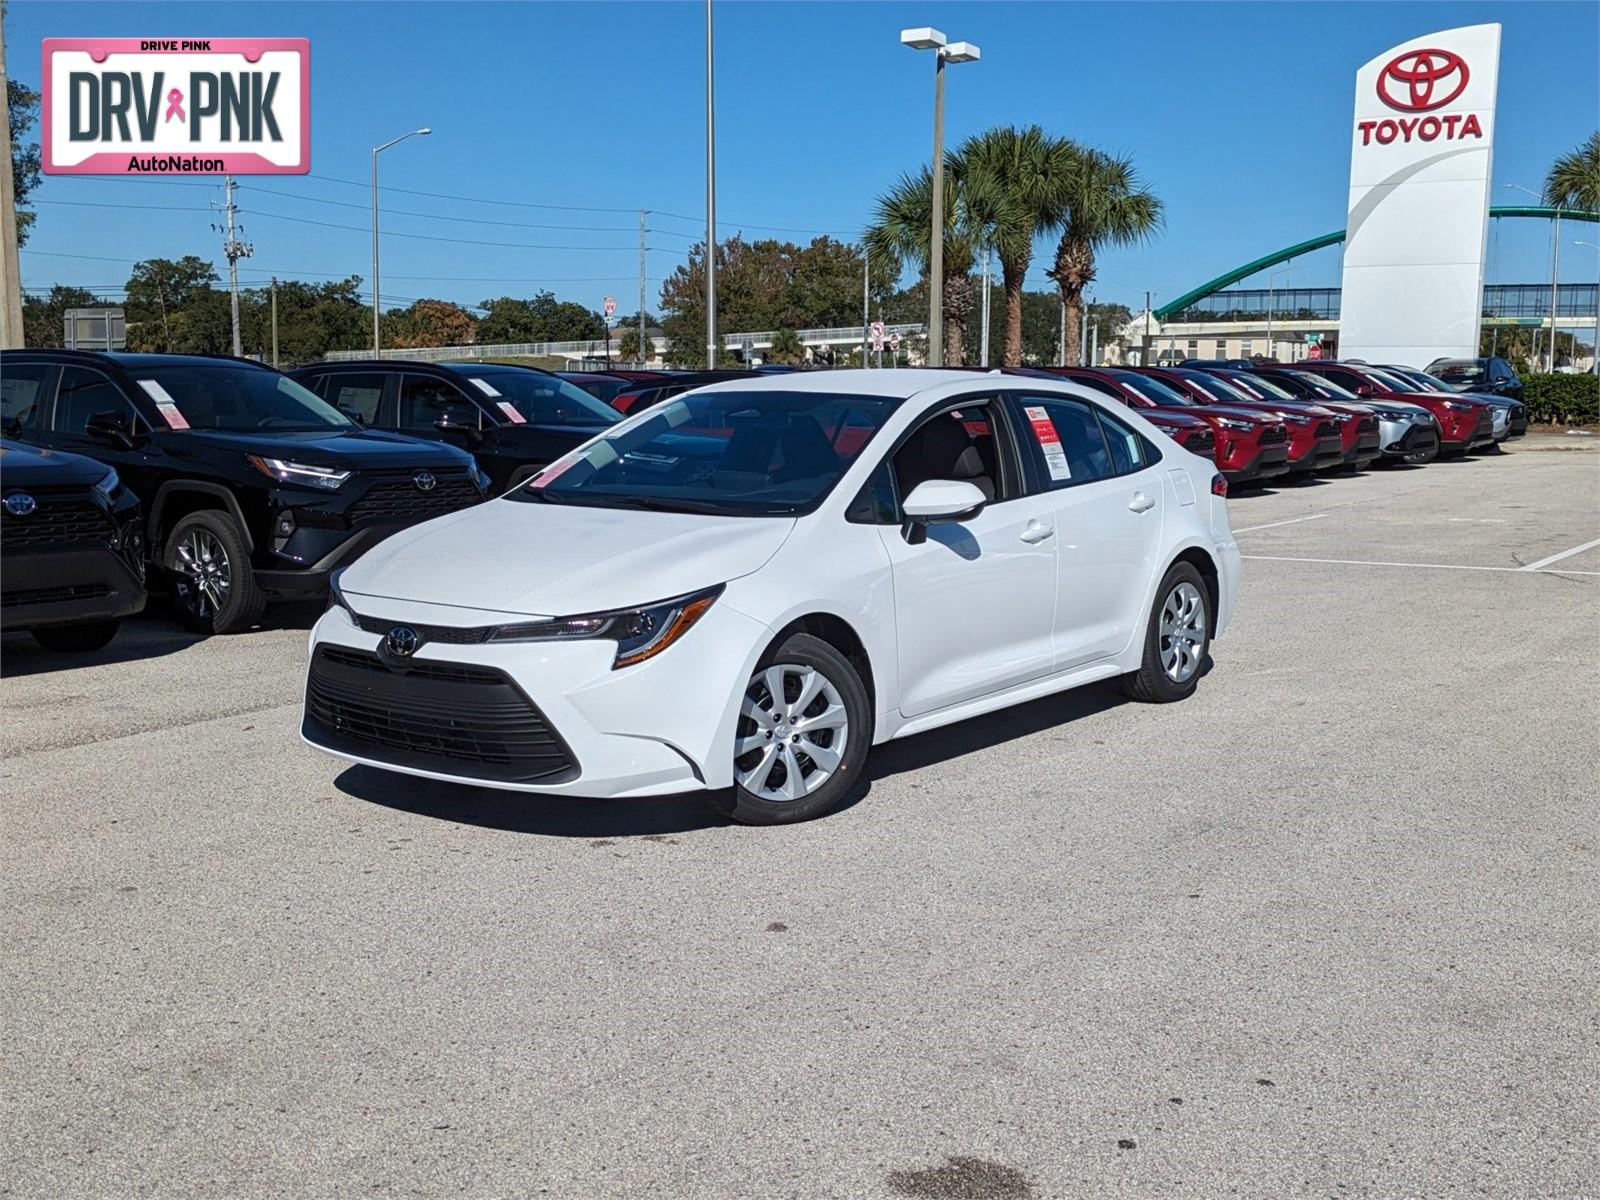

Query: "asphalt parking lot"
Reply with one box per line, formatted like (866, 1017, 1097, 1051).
(3, 439, 1596, 1199)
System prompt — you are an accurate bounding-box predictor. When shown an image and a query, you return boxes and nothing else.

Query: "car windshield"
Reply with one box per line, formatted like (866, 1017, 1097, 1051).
(1431, 362, 1486, 385)
(1389, 368, 1446, 392)
(454, 369, 620, 427)
(134, 364, 352, 431)
(563, 375, 633, 405)
(1111, 372, 1200, 407)
(513, 389, 895, 517)
(1177, 371, 1252, 404)
(1229, 372, 1296, 400)
(1360, 367, 1422, 393)
(1285, 370, 1360, 399)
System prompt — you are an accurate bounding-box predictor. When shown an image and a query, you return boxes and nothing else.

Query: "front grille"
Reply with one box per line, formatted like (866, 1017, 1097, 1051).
(1357, 416, 1378, 433)
(1, 497, 115, 549)
(0, 583, 112, 608)
(346, 473, 481, 526)
(1258, 425, 1288, 445)
(353, 613, 491, 644)
(305, 646, 576, 783)
(1182, 429, 1216, 455)
(1314, 420, 1340, 440)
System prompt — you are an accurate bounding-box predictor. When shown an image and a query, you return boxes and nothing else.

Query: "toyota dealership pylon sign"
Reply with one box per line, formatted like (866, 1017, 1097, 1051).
(41, 38, 310, 175)
(1338, 24, 1500, 365)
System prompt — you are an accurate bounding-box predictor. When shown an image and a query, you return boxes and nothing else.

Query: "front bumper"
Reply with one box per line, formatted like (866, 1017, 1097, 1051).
(1219, 440, 1290, 483)
(0, 545, 147, 631)
(1379, 419, 1440, 463)
(1338, 423, 1382, 468)
(254, 520, 436, 599)
(1285, 430, 1345, 474)
(300, 597, 772, 797)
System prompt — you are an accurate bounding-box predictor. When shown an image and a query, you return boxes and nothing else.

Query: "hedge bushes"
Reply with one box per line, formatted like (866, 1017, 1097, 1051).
(1521, 373, 1599, 425)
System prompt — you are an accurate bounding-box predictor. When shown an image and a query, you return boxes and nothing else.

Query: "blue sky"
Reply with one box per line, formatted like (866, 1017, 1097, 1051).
(11, 0, 1598, 319)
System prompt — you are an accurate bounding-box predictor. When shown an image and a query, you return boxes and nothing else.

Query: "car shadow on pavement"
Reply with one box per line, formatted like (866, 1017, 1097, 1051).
(335, 667, 1204, 839)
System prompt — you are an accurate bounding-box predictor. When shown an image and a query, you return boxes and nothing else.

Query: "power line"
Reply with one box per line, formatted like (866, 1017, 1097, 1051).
(21, 250, 669, 285)
(37, 198, 213, 213)
(240, 206, 691, 253)
(240, 183, 680, 234)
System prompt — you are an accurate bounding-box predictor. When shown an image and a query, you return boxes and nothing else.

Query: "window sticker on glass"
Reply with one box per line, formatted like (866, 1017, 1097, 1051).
(497, 401, 526, 424)
(1024, 405, 1071, 481)
(468, 377, 502, 398)
(137, 378, 191, 429)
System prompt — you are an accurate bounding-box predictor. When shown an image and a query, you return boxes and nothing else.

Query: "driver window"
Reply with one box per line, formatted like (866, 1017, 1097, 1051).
(54, 367, 142, 434)
(325, 373, 386, 425)
(890, 405, 1002, 504)
(399, 375, 476, 431)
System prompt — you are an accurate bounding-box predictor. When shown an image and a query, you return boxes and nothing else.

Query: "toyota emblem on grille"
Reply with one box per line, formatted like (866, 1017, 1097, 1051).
(385, 626, 420, 657)
(3, 493, 37, 517)
(413, 471, 437, 492)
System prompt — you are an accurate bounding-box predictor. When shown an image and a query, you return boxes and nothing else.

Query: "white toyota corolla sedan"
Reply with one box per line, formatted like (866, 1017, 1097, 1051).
(303, 369, 1240, 823)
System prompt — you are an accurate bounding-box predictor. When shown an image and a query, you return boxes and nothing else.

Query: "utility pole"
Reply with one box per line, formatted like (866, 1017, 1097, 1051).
(1090, 316, 1099, 368)
(270, 276, 279, 367)
(861, 247, 870, 368)
(214, 176, 253, 357)
(1549, 206, 1562, 370)
(705, 0, 717, 370)
(979, 249, 992, 367)
(1058, 296, 1066, 366)
(0, 12, 26, 349)
(1080, 296, 1091, 365)
(929, 53, 946, 366)
(1144, 290, 1153, 366)
(638, 210, 647, 366)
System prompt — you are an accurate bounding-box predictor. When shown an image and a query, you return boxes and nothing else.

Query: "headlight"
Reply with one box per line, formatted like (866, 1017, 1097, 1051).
(1373, 409, 1408, 421)
(1333, 412, 1353, 424)
(1439, 400, 1470, 411)
(488, 584, 724, 669)
(1281, 413, 1312, 426)
(469, 462, 492, 493)
(1214, 418, 1255, 431)
(248, 456, 352, 490)
(92, 467, 121, 498)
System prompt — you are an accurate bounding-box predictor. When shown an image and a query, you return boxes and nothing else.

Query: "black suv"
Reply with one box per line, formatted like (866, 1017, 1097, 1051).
(1, 439, 147, 651)
(290, 360, 623, 491)
(0, 351, 488, 634)
(1425, 356, 1524, 401)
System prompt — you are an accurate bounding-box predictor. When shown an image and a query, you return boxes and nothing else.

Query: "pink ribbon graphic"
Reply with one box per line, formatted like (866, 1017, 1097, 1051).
(164, 88, 185, 123)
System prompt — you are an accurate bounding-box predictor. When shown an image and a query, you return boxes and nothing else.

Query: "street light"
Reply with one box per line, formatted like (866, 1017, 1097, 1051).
(1504, 182, 1561, 370)
(901, 26, 980, 367)
(372, 127, 431, 356)
(1575, 240, 1599, 374)
(1265, 265, 1294, 361)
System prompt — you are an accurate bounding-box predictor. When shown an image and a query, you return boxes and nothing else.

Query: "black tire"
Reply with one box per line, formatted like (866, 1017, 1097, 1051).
(711, 632, 873, 825)
(164, 510, 265, 635)
(506, 464, 542, 490)
(1122, 561, 1211, 704)
(31, 619, 120, 653)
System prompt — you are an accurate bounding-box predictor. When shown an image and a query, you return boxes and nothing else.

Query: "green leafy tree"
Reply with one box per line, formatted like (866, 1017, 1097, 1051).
(386, 298, 478, 349)
(8, 77, 42, 245)
(21, 285, 97, 348)
(767, 328, 805, 364)
(1543, 131, 1600, 211)
(866, 165, 984, 365)
(616, 325, 653, 363)
(1046, 145, 1163, 366)
(248, 277, 369, 364)
(477, 293, 603, 344)
(124, 257, 222, 352)
(954, 125, 1075, 366)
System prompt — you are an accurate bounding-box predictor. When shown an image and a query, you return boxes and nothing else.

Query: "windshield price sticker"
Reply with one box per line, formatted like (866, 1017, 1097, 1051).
(496, 401, 526, 424)
(137, 378, 191, 429)
(469, 377, 502, 398)
(1024, 405, 1071, 480)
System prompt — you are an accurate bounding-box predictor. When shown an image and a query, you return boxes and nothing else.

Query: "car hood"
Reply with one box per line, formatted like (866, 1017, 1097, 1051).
(162, 428, 472, 469)
(1187, 403, 1289, 425)
(0, 438, 112, 487)
(340, 498, 796, 616)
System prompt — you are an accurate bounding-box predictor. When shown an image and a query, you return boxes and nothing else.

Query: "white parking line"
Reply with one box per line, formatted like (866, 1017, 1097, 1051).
(1243, 554, 1600, 577)
(1232, 513, 1330, 534)
(1519, 536, 1600, 572)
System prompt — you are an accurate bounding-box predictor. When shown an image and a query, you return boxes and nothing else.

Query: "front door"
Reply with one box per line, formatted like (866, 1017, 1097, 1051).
(876, 400, 1059, 719)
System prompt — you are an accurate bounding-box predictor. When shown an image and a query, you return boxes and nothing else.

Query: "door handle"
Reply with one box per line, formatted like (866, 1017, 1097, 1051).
(1128, 492, 1157, 514)
(1019, 520, 1054, 544)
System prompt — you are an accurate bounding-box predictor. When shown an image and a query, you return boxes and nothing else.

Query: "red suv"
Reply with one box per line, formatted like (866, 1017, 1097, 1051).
(1039, 366, 1289, 484)
(1137, 367, 1344, 475)
(1007, 367, 1220, 463)
(1200, 367, 1381, 471)
(1293, 362, 1495, 454)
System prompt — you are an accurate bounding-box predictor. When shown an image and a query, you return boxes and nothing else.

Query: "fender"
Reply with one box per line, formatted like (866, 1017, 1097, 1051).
(148, 480, 255, 552)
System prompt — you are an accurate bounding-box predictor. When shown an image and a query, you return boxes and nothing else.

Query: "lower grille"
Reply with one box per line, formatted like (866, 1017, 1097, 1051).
(347, 474, 482, 526)
(2, 498, 115, 548)
(1182, 430, 1216, 455)
(305, 646, 576, 783)
(1357, 416, 1378, 433)
(1258, 425, 1288, 445)
(1314, 420, 1340, 440)
(1, 583, 112, 608)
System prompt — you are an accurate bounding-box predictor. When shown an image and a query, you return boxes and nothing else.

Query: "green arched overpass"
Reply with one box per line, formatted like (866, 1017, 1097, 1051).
(1155, 205, 1600, 321)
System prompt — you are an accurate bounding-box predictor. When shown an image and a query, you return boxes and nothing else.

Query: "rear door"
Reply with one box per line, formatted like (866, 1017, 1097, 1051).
(1004, 391, 1169, 670)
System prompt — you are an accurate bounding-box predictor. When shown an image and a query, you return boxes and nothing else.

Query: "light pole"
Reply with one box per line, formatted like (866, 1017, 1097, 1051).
(1504, 183, 1561, 369)
(372, 127, 431, 356)
(901, 27, 979, 367)
(1265, 265, 1294, 362)
(706, 0, 717, 369)
(1575, 240, 1599, 373)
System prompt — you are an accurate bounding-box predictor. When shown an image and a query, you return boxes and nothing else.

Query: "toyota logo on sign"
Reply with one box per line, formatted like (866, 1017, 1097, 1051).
(1377, 48, 1469, 112)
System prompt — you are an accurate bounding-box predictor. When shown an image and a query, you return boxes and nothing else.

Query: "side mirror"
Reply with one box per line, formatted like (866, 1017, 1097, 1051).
(338, 405, 366, 425)
(901, 479, 987, 545)
(1354, 383, 1375, 397)
(434, 407, 481, 443)
(84, 410, 135, 449)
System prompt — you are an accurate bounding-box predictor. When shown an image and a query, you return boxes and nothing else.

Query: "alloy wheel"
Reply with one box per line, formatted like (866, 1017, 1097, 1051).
(1159, 581, 1206, 684)
(172, 527, 232, 619)
(734, 663, 850, 802)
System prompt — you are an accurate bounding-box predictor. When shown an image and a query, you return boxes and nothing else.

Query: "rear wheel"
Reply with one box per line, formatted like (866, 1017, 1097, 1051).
(165, 511, 265, 635)
(31, 620, 120, 653)
(714, 633, 872, 825)
(1122, 562, 1210, 703)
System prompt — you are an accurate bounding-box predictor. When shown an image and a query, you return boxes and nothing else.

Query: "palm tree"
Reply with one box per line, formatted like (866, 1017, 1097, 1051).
(866, 165, 983, 365)
(953, 125, 1075, 367)
(1543, 131, 1600, 211)
(1046, 145, 1164, 366)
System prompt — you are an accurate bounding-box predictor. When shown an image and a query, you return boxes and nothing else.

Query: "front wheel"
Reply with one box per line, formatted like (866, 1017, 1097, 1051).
(1122, 562, 1211, 703)
(165, 511, 265, 635)
(714, 633, 872, 825)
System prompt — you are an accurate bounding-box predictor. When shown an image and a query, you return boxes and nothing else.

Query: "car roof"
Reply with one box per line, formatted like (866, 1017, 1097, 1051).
(686, 367, 1104, 403)
(436, 361, 554, 377)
